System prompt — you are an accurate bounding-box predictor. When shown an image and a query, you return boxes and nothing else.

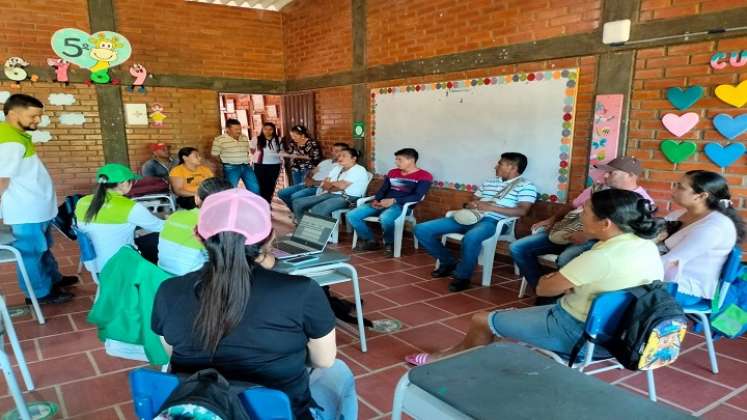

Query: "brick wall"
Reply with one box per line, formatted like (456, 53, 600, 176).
(116, 0, 285, 80)
(314, 86, 353, 154)
(639, 0, 747, 21)
(0, 81, 102, 198)
(282, 0, 352, 79)
(628, 37, 747, 218)
(367, 0, 601, 67)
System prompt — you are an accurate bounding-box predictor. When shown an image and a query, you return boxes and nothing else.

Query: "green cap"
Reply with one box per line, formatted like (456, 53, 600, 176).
(96, 163, 142, 183)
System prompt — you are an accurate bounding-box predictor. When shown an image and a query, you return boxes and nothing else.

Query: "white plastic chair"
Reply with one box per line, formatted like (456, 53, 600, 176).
(133, 193, 175, 215)
(434, 213, 518, 287)
(329, 172, 374, 244)
(0, 226, 44, 325)
(0, 294, 35, 420)
(350, 194, 423, 258)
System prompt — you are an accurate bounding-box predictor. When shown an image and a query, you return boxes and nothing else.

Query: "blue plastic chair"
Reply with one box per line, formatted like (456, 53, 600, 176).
(128, 368, 293, 420)
(678, 246, 743, 375)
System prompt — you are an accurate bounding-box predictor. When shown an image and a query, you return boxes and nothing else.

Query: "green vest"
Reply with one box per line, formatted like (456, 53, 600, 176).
(160, 209, 203, 250)
(75, 192, 136, 224)
(0, 122, 35, 157)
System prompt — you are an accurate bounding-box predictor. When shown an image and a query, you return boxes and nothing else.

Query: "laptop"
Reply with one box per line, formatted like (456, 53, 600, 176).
(272, 213, 338, 259)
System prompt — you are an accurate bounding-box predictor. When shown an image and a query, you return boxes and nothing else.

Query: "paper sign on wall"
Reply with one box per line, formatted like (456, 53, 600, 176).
(587, 94, 623, 186)
(125, 103, 148, 125)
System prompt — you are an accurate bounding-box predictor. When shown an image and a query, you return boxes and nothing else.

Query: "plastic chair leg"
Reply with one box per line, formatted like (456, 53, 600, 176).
(393, 220, 404, 258)
(518, 278, 528, 298)
(11, 248, 44, 325)
(351, 230, 358, 250)
(646, 370, 657, 402)
(0, 349, 30, 420)
(695, 312, 719, 374)
(330, 223, 339, 244)
(391, 372, 410, 420)
(480, 248, 494, 287)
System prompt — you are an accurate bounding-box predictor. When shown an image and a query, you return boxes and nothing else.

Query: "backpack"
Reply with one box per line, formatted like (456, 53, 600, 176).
(569, 281, 688, 371)
(156, 369, 250, 420)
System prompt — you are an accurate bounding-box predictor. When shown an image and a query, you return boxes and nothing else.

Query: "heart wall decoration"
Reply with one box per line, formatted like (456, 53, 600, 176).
(714, 80, 747, 108)
(51, 28, 132, 84)
(660, 140, 697, 164)
(713, 114, 747, 140)
(662, 112, 699, 137)
(704, 142, 746, 168)
(666, 86, 703, 110)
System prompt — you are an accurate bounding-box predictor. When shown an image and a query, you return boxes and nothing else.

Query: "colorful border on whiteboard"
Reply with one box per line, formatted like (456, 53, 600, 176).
(369, 68, 579, 203)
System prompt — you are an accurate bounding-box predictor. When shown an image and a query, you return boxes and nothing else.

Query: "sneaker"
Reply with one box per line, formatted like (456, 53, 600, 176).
(448, 277, 471, 292)
(383, 243, 394, 257)
(55, 275, 80, 288)
(25, 287, 74, 305)
(356, 240, 382, 251)
(431, 263, 456, 278)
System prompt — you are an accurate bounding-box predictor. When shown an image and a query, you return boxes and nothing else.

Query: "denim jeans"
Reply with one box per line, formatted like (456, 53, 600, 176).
(222, 163, 260, 194)
(309, 359, 358, 420)
(414, 216, 503, 280)
(277, 184, 316, 210)
(293, 193, 357, 220)
(10, 220, 62, 298)
(509, 231, 596, 288)
(291, 168, 310, 186)
(346, 203, 403, 244)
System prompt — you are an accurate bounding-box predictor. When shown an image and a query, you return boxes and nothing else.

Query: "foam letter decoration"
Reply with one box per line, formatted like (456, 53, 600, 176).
(715, 80, 747, 108)
(729, 51, 747, 68)
(713, 114, 747, 140)
(662, 112, 700, 137)
(710, 52, 728, 70)
(704, 142, 746, 168)
(660, 140, 697, 164)
(3, 57, 29, 82)
(666, 86, 704, 110)
(47, 58, 71, 83)
(128, 64, 147, 93)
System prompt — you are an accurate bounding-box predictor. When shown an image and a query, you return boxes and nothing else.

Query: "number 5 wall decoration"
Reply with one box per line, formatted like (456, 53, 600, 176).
(51, 28, 132, 85)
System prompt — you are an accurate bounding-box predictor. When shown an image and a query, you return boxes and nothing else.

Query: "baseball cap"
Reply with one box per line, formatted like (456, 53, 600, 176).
(197, 188, 272, 245)
(593, 156, 642, 176)
(96, 163, 142, 183)
(149, 142, 168, 152)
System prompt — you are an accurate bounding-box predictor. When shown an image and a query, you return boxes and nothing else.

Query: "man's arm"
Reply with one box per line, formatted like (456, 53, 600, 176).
(0, 178, 9, 196)
(475, 201, 533, 217)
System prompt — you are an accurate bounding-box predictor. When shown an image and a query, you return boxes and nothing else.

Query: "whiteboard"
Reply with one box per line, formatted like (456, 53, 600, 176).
(371, 69, 579, 203)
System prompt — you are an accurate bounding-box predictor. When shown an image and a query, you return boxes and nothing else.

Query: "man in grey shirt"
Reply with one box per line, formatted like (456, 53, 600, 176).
(142, 142, 177, 179)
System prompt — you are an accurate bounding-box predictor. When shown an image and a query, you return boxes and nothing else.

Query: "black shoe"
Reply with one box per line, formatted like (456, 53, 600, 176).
(55, 275, 80, 288)
(383, 243, 394, 257)
(25, 288, 74, 305)
(431, 263, 456, 278)
(357, 240, 382, 251)
(448, 278, 471, 292)
(534, 295, 561, 306)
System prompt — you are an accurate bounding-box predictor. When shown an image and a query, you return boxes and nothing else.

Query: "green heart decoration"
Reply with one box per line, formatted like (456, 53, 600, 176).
(51, 28, 132, 83)
(660, 140, 697, 164)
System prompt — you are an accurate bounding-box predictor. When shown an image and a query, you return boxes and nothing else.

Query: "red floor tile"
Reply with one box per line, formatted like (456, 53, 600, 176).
(398, 254, 437, 267)
(714, 338, 747, 363)
(70, 311, 96, 331)
(364, 271, 423, 288)
(13, 316, 74, 341)
(61, 371, 132, 416)
(24, 353, 97, 390)
(394, 323, 465, 353)
(355, 365, 409, 414)
(358, 399, 381, 420)
(622, 367, 732, 411)
(412, 278, 454, 295)
(464, 285, 523, 306)
(0, 387, 60, 415)
(337, 352, 369, 377)
(4, 339, 39, 366)
(339, 335, 419, 371)
(726, 387, 747, 410)
(69, 407, 122, 419)
(90, 349, 148, 374)
(701, 404, 747, 420)
(35, 297, 92, 318)
(360, 259, 416, 274)
(38, 329, 103, 359)
(376, 285, 440, 306)
(330, 278, 388, 297)
(381, 302, 453, 328)
(359, 293, 400, 312)
(425, 293, 493, 315)
(675, 349, 747, 388)
(439, 313, 476, 334)
(402, 266, 437, 281)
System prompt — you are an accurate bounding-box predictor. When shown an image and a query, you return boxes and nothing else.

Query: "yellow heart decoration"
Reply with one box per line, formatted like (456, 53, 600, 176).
(714, 80, 747, 108)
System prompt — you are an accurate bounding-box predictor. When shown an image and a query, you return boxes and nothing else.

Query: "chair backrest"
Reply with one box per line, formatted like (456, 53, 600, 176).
(715, 247, 743, 309)
(129, 368, 293, 420)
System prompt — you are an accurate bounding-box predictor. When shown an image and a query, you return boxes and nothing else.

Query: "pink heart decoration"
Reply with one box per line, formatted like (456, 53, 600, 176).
(661, 112, 700, 138)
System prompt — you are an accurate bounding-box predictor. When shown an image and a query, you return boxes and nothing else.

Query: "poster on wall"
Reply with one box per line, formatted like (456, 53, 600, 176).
(587, 94, 624, 186)
(125, 103, 148, 125)
(251, 95, 264, 109)
(51, 28, 132, 84)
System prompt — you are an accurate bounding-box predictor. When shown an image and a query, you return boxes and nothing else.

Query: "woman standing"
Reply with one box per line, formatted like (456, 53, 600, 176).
(253, 122, 283, 203)
(283, 125, 322, 186)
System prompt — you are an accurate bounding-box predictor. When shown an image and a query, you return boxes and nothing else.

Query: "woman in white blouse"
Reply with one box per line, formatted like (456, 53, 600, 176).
(661, 170, 744, 305)
(253, 122, 283, 203)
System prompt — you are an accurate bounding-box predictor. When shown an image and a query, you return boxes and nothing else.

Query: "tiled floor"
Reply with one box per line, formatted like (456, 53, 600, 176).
(1, 206, 747, 419)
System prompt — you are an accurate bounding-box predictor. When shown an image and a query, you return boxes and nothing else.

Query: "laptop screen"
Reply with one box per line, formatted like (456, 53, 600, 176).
(291, 213, 338, 249)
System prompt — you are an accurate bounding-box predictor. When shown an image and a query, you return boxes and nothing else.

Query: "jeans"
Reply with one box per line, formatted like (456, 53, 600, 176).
(223, 163, 260, 194)
(309, 359, 358, 420)
(278, 184, 317, 210)
(414, 216, 503, 280)
(509, 231, 596, 288)
(291, 168, 310, 186)
(346, 203, 403, 244)
(293, 193, 357, 220)
(10, 220, 62, 298)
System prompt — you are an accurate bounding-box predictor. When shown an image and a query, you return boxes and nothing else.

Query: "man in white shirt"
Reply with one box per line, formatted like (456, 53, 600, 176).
(0, 94, 75, 304)
(277, 142, 348, 211)
(415, 153, 537, 292)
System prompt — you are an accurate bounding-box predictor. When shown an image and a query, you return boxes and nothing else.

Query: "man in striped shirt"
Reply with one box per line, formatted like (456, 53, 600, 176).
(211, 119, 260, 194)
(415, 153, 537, 292)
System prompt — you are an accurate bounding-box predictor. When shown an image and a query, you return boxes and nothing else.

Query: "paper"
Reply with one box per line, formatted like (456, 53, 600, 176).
(225, 99, 235, 113)
(59, 113, 86, 125)
(252, 95, 264, 109)
(265, 105, 277, 118)
(48, 93, 76, 106)
(125, 103, 148, 125)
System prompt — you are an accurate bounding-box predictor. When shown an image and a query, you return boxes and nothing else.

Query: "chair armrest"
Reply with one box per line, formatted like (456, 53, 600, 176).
(355, 196, 376, 207)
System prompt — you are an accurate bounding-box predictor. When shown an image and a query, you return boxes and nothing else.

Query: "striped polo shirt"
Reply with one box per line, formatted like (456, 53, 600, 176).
(211, 134, 255, 165)
(474, 176, 538, 220)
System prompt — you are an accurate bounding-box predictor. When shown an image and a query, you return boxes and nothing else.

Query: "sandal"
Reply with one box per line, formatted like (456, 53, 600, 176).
(405, 353, 431, 366)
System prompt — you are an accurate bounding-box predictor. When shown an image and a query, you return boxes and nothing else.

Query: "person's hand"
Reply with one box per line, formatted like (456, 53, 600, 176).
(654, 229, 669, 244)
(379, 198, 396, 208)
(370, 200, 382, 209)
(569, 231, 587, 245)
(531, 218, 553, 232)
(304, 178, 314, 187)
(465, 201, 479, 210)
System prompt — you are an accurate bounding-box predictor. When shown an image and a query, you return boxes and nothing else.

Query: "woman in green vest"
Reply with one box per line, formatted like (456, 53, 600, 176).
(75, 163, 165, 272)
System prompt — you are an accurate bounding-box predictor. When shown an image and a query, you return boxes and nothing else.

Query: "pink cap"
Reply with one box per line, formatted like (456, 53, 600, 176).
(197, 189, 272, 245)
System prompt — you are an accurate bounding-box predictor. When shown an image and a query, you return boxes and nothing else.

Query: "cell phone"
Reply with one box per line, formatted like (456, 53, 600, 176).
(285, 255, 320, 266)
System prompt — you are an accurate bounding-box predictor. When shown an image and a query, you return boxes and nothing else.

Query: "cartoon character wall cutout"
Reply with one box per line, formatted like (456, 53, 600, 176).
(47, 58, 71, 84)
(150, 103, 166, 127)
(4, 57, 30, 87)
(127, 64, 148, 93)
(51, 28, 132, 85)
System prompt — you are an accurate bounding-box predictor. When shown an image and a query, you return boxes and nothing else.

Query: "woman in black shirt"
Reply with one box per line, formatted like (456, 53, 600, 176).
(152, 188, 357, 419)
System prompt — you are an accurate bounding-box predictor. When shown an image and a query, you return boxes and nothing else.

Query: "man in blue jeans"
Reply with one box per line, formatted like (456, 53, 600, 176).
(349, 148, 432, 257)
(415, 153, 537, 292)
(0, 94, 76, 304)
(211, 118, 260, 193)
(277, 143, 347, 213)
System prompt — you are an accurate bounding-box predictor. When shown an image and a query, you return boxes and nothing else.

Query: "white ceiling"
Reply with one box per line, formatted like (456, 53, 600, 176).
(186, 0, 294, 12)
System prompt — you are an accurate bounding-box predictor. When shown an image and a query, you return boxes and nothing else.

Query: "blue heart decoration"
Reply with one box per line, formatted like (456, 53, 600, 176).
(713, 114, 747, 140)
(666, 86, 704, 110)
(704, 142, 746, 168)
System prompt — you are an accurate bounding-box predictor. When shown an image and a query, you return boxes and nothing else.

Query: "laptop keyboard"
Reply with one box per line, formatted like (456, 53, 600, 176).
(277, 242, 310, 254)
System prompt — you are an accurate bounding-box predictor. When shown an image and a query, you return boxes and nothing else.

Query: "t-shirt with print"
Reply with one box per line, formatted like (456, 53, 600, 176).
(289, 139, 323, 171)
(325, 164, 369, 197)
(375, 168, 433, 205)
(474, 176, 537, 220)
(151, 266, 336, 420)
(0, 122, 57, 224)
(572, 185, 654, 208)
(169, 164, 214, 194)
(559, 233, 664, 322)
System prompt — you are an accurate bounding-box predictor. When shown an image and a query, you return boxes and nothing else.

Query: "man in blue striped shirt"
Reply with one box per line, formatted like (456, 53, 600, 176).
(415, 153, 537, 292)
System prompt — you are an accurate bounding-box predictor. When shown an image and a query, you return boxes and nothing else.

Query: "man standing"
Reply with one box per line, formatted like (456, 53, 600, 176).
(211, 119, 259, 193)
(141, 142, 176, 179)
(0, 94, 75, 304)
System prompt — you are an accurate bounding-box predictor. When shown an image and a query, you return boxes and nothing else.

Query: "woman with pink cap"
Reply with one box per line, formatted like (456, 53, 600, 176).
(151, 188, 357, 420)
